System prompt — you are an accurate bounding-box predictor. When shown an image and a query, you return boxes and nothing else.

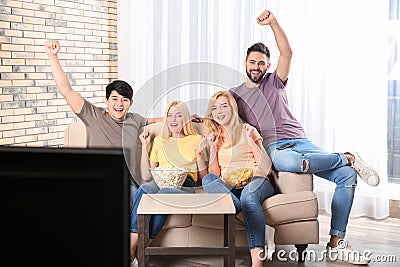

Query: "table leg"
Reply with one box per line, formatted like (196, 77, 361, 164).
(138, 214, 150, 267)
(224, 214, 235, 267)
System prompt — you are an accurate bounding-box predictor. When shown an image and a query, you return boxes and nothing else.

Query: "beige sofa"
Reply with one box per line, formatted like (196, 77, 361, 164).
(64, 121, 319, 262)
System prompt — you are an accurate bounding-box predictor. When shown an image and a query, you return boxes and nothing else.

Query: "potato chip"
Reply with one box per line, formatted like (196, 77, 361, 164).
(223, 168, 253, 188)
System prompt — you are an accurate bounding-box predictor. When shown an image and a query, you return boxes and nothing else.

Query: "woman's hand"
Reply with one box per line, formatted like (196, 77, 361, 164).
(196, 137, 209, 157)
(207, 132, 219, 151)
(243, 123, 256, 142)
(139, 129, 151, 148)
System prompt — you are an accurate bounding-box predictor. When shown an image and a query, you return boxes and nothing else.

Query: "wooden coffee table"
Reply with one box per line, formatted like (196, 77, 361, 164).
(137, 193, 236, 267)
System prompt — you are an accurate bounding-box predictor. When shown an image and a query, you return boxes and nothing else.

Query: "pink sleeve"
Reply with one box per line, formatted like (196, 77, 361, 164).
(252, 130, 262, 143)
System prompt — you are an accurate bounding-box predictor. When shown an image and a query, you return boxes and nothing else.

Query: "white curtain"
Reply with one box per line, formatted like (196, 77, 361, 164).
(118, 0, 390, 219)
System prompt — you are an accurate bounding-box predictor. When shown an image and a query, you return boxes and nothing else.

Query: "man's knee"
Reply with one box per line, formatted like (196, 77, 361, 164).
(273, 158, 304, 173)
(302, 159, 309, 172)
(337, 166, 357, 187)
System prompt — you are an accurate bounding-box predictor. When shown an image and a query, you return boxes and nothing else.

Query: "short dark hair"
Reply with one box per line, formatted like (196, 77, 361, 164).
(246, 42, 270, 60)
(105, 80, 133, 100)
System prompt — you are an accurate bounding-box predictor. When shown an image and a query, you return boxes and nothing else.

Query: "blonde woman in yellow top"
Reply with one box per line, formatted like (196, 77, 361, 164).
(202, 91, 274, 267)
(129, 101, 208, 265)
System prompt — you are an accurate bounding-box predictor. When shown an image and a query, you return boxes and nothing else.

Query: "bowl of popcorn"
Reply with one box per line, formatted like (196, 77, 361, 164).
(222, 168, 253, 188)
(150, 166, 189, 188)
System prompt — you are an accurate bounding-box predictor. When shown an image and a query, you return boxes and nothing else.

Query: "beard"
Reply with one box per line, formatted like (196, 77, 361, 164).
(246, 68, 266, 84)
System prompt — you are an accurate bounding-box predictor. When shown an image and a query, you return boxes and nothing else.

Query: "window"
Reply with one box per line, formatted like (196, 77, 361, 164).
(388, 0, 400, 183)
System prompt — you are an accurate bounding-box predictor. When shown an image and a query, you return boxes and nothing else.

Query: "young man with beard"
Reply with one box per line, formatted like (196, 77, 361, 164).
(45, 40, 160, 187)
(229, 10, 379, 265)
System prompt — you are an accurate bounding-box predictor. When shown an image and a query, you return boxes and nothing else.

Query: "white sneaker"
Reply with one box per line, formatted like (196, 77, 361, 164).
(131, 258, 138, 267)
(351, 152, 380, 187)
(264, 224, 275, 261)
(326, 240, 370, 265)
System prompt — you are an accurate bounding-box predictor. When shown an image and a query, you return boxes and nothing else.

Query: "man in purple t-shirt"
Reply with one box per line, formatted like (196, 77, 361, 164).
(230, 10, 379, 265)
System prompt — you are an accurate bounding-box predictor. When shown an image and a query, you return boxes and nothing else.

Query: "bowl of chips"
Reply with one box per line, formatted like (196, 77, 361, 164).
(222, 168, 253, 188)
(150, 166, 189, 188)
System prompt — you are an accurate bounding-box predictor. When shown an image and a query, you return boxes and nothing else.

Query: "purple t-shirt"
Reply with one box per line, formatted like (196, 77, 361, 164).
(229, 70, 306, 145)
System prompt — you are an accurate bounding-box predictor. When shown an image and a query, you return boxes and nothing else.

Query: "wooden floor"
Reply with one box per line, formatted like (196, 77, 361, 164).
(148, 212, 400, 266)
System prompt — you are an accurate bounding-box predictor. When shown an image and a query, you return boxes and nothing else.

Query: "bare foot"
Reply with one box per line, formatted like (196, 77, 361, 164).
(329, 235, 342, 248)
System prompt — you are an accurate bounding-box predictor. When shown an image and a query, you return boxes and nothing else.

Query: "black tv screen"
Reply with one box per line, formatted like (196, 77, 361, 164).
(0, 146, 130, 267)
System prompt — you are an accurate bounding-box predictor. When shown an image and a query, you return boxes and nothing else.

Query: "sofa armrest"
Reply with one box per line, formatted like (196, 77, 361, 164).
(64, 121, 87, 148)
(269, 171, 313, 194)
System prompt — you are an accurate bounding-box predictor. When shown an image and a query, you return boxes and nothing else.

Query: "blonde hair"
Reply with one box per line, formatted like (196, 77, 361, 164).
(161, 100, 198, 139)
(204, 91, 243, 146)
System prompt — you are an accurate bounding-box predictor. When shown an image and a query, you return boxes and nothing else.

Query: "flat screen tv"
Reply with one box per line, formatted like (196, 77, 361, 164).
(0, 146, 130, 267)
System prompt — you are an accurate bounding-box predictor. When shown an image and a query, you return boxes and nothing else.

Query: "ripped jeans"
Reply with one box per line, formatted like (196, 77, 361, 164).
(265, 138, 357, 238)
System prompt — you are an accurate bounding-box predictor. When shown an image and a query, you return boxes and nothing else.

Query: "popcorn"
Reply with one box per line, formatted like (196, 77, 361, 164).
(222, 168, 253, 188)
(150, 167, 189, 188)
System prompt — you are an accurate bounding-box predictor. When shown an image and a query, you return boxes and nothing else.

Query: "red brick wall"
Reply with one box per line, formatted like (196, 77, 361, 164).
(0, 0, 118, 146)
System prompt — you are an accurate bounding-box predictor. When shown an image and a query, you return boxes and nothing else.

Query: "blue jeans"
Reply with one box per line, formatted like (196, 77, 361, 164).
(202, 174, 275, 249)
(266, 138, 357, 238)
(130, 178, 195, 239)
(130, 181, 138, 213)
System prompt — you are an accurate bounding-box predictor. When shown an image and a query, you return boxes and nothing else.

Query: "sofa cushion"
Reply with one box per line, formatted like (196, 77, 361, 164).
(274, 220, 319, 245)
(188, 227, 248, 247)
(262, 191, 318, 226)
(64, 121, 87, 148)
(271, 172, 313, 193)
(191, 214, 246, 230)
(161, 214, 192, 229)
(192, 191, 317, 229)
(151, 228, 190, 247)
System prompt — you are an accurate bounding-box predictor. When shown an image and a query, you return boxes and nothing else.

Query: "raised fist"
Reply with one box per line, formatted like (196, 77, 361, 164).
(256, 10, 275, 26)
(44, 40, 61, 55)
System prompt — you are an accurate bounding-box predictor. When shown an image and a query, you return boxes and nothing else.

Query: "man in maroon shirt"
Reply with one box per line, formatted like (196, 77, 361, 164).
(230, 10, 378, 265)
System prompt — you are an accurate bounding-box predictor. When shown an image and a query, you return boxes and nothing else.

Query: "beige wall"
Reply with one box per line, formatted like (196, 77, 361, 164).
(0, 0, 118, 147)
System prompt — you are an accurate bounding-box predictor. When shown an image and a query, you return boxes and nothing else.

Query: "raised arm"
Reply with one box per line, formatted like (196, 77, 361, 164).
(257, 10, 292, 83)
(205, 133, 221, 177)
(139, 129, 155, 182)
(45, 40, 84, 113)
(195, 137, 210, 184)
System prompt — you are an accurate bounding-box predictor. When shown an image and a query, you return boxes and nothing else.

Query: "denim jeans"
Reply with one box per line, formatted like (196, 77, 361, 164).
(202, 174, 275, 249)
(266, 138, 357, 238)
(130, 181, 138, 213)
(130, 178, 195, 239)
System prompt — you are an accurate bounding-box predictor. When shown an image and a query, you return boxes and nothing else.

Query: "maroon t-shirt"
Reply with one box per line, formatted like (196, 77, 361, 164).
(229, 70, 306, 146)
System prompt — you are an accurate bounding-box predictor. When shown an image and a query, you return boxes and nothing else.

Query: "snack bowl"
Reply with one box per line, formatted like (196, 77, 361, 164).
(221, 168, 253, 188)
(149, 167, 189, 188)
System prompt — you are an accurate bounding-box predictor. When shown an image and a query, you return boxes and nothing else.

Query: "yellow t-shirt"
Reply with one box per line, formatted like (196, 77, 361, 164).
(217, 130, 262, 179)
(149, 134, 202, 182)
